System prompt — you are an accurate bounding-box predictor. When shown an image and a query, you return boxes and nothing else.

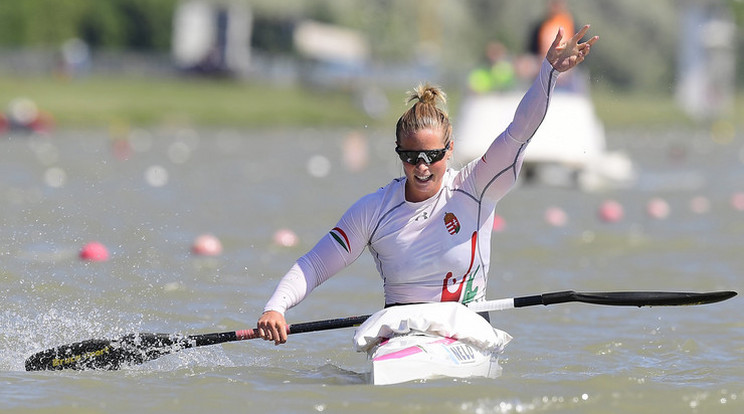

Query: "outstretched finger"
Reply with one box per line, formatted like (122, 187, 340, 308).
(572, 24, 591, 44)
(583, 35, 599, 48)
(550, 26, 565, 50)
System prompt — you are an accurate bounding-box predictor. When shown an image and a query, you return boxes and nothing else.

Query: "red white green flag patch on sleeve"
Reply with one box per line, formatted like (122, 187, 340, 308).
(330, 227, 350, 253)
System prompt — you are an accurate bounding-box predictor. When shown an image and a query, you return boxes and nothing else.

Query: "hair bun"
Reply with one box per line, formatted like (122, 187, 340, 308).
(395, 82, 452, 146)
(407, 83, 447, 107)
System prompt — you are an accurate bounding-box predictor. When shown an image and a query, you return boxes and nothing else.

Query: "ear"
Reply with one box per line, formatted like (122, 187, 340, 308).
(447, 141, 454, 160)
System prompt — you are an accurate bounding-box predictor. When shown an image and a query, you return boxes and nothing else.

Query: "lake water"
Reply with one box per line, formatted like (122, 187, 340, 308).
(1, 126, 742, 413)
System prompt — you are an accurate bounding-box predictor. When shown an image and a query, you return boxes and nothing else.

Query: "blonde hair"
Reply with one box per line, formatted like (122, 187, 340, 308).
(395, 83, 452, 146)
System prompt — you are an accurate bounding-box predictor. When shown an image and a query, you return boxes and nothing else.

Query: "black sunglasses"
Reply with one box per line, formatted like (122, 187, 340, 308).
(395, 142, 451, 165)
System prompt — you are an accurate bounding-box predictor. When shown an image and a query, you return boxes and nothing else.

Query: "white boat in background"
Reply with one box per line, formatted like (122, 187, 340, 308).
(353, 302, 512, 385)
(453, 88, 636, 191)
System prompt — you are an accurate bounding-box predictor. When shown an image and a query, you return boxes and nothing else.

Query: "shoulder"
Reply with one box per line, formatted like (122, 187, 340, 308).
(368, 177, 405, 201)
(346, 177, 405, 216)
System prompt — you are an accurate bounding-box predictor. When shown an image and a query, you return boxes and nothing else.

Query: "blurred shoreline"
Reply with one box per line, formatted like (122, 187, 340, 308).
(0, 50, 741, 132)
(1, 75, 740, 132)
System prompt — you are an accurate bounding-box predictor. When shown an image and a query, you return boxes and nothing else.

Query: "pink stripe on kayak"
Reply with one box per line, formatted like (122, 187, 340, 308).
(373, 337, 456, 361)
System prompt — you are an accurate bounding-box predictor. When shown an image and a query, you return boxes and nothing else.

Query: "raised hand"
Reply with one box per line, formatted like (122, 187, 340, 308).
(546, 24, 598, 73)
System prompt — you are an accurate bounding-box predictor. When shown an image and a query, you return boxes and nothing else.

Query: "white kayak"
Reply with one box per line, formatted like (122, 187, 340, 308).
(367, 333, 503, 385)
(353, 302, 512, 385)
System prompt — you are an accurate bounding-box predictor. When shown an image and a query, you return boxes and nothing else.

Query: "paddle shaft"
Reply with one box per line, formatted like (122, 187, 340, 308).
(134, 291, 744, 348)
(192, 314, 371, 347)
(25, 290, 736, 371)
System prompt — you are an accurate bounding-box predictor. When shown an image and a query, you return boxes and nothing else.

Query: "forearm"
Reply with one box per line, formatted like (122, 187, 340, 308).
(506, 58, 559, 143)
(262, 262, 308, 315)
(262, 236, 351, 314)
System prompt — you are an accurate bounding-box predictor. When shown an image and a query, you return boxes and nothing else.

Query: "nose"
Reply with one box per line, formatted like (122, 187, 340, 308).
(413, 160, 430, 170)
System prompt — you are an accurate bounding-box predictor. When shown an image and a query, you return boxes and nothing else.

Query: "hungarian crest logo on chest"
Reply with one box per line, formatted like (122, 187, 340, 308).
(443, 212, 461, 235)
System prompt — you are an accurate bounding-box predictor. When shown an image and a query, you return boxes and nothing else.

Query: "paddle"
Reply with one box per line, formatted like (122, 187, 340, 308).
(25, 290, 736, 372)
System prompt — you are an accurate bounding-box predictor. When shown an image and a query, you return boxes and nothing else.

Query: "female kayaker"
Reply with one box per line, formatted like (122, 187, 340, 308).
(257, 25, 598, 345)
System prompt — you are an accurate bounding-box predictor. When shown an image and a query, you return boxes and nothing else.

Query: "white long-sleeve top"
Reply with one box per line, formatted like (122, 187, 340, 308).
(264, 59, 560, 315)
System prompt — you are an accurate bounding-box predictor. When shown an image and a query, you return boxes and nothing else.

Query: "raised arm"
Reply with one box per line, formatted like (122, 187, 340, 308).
(462, 25, 598, 200)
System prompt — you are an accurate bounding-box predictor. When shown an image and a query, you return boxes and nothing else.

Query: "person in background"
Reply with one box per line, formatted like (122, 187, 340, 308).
(467, 41, 516, 93)
(529, 0, 575, 58)
(523, 0, 579, 89)
(256, 25, 598, 345)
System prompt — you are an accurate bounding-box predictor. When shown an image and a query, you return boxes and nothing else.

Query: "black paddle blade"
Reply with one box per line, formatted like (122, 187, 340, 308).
(537, 290, 737, 307)
(573, 290, 737, 306)
(25, 333, 194, 371)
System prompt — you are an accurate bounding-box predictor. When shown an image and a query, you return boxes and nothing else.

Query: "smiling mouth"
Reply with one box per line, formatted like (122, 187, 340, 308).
(415, 174, 433, 182)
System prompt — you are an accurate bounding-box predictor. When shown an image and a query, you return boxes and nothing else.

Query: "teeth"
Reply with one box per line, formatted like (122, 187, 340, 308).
(416, 174, 432, 182)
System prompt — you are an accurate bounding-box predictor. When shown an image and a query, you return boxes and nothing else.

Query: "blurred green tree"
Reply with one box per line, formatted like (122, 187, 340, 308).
(0, 0, 177, 51)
